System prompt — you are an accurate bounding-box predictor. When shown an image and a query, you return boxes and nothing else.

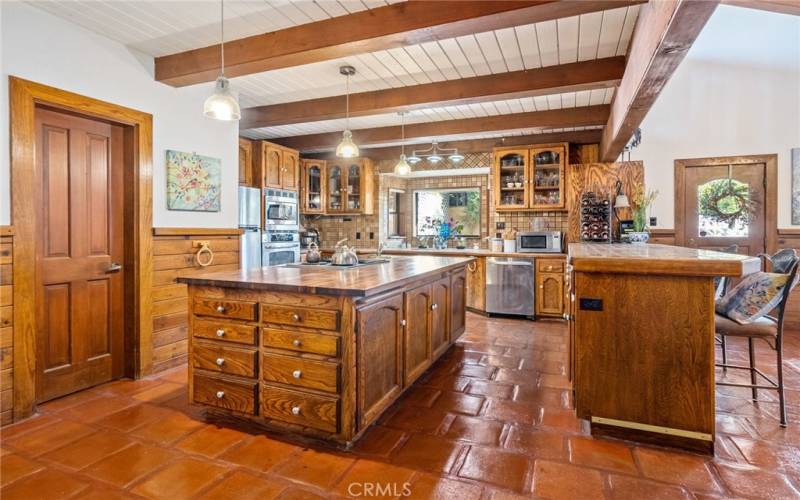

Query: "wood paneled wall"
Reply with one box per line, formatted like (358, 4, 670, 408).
(151, 229, 241, 373)
(1, 227, 14, 426)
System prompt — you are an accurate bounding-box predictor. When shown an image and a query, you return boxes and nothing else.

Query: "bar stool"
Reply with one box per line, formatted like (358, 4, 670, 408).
(715, 244, 738, 367)
(715, 257, 799, 426)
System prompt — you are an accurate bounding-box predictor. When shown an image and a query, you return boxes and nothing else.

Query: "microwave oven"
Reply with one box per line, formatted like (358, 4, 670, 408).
(516, 231, 563, 253)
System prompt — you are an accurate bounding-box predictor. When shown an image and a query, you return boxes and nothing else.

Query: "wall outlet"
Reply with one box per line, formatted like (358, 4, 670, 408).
(649, 217, 657, 226)
(356, 232, 361, 240)
(369, 232, 374, 240)
(496, 222, 506, 230)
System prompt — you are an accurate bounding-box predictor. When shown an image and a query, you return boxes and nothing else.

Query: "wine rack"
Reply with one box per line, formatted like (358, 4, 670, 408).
(580, 192, 612, 242)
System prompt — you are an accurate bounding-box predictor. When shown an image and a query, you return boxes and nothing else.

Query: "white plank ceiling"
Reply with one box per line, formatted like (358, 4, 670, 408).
(28, 1, 639, 144)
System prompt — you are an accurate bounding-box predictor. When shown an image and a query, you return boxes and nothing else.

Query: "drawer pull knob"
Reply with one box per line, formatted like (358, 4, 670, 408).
(400, 319, 406, 326)
(292, 339, 302, 347)
(292, 313, 301, 322)
(431, 303, 438, 310)
(216, 329, 225, 337)
(292, 370, 302, 379)
(216, 358, 225, 366)
(216, 305, 226, 313)
(215, 391, 225, 399)
(547, 266, 552, 271)
(291, 406, 301, 415)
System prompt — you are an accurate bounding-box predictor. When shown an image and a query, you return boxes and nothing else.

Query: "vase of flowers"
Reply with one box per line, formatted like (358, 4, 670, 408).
(630, 186, 658, 244)
(422, 216, 464, 249)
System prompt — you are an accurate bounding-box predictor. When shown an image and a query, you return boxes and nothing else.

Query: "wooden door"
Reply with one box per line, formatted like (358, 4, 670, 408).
(536, 273, 564, 316)
(238, 138, 252, 186)
(494, 149, 529, 210)
(327, 163, 345, 213)
(281, 149, 299, 191)
(264, 145, 282, 189)
(403, 284, 432, 386)
(35, 108, 125, 403)
(466, 257, 485, 311)
(356, 292, 404, 428)
(682, 163, 765, 255)
(430, 276, 450, 360)
(450, 269, 466, 339)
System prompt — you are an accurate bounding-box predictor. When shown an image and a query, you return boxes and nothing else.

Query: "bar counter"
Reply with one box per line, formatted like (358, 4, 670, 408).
(567, 243, 759, 453)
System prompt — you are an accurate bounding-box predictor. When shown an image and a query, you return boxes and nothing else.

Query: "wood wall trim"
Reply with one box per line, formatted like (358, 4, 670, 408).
(778, 228, 800, 236)
(155, 1, 646, 87)
(9, 76, 153, 421)
(276, 105, 609, 152)
(674, 154, 778, 253)
(599, 0, 719, 161)
(153, 228, 243, 237)
(0, 227, 13, 237)
(241, 57, 625, 129)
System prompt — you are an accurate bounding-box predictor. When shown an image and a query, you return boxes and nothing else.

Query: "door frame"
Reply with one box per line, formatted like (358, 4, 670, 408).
(674, 154, 778, 253)
(10, 76, 154, 420)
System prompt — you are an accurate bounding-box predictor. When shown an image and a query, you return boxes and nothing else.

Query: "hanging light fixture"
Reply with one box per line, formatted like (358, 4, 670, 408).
(406, 141, 464, 164)
(394, 112, 411, 176)
(336, 65, 359, 158)
(204, 0, 241, 121)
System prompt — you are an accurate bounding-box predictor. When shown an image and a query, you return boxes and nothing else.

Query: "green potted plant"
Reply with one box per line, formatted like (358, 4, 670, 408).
(630, 186, 658, 244)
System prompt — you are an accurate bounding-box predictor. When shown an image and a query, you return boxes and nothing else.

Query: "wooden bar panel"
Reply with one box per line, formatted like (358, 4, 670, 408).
(0, 231, 12, 426)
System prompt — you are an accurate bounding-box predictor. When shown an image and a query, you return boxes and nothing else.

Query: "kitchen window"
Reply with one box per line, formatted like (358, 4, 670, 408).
(388, 189, 404, 237)
(413, 188, 481, 237)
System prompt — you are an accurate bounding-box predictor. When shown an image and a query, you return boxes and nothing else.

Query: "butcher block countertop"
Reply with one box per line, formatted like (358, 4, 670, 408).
(177, 255, 473, 297)
(568, 243, 761, 277)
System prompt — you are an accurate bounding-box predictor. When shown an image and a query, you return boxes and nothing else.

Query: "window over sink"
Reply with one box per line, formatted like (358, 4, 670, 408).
(413, 188, 481, 237)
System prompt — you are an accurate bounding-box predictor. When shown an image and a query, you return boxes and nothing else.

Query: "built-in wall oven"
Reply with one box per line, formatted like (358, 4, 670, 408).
(262, 230, 300, 266)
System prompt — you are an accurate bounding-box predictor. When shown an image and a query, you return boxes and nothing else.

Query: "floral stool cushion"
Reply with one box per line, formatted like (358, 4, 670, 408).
(716, 272, 797, 324)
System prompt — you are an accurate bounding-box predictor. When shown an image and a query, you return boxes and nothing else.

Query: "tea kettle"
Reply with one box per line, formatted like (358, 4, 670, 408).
(330, 239, 359, 266)
(306, 241, 321, 264)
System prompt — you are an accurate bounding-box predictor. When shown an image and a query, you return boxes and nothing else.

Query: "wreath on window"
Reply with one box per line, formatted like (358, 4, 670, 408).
(698, 168, 758, 228)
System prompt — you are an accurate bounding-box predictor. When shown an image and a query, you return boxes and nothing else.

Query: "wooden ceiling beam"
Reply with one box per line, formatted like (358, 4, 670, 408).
(302, 130, 603, 161)
(155, 0, 646, 87)
(240, 57, 625, 129)
(721, 0, 800, 16)
(600, 0, 720, 162)
(269, 105, 609, 152)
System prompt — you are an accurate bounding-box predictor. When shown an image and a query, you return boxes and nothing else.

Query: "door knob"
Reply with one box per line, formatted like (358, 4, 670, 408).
(106, 262, 122, 273)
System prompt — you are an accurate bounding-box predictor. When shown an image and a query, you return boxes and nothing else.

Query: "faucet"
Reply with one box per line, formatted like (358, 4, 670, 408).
(377, 241, 384, 257)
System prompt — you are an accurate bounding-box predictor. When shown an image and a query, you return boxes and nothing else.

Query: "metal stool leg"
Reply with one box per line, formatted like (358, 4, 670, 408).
(777, 340, 787, 426)
(748, 337, 758, 401)
(721, 335, 728, 371)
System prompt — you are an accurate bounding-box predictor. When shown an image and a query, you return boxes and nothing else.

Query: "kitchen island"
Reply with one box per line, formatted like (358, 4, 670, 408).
(568, 243, 760, 453)
(177, 255, 472, 446)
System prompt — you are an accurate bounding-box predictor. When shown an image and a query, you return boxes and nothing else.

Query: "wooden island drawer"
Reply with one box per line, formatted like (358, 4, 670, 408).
(262, 353, 339, 394)
(193, 343, 258, 378)
(263, 328, 339, 357)
(262, 305, 339, 331)
(194, 319, 257, 345)
(193, 373, 257, 414)
(194, 298, 258, 321)
(537, 259, 565, 273)
(261, 385, 338, 433)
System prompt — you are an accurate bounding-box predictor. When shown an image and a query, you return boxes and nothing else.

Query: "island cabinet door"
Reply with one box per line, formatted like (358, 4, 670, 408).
(356, 292, 404, 429)
(430, 276, 451, 360)
(450, 269, 467, 340)
(403, 284, 433, 387)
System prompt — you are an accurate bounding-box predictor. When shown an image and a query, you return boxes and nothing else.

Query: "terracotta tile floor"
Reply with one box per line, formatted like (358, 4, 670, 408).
(3, 313, 800, 499)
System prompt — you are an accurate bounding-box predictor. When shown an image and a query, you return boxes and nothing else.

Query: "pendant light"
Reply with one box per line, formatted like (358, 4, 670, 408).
(336, 66, 359, 158)
(204, 0, 241, 121)
(394, 112, 411, 176)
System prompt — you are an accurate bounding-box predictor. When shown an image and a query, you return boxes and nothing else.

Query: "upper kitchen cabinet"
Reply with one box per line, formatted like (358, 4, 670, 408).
(253, 140, 300, 191)
(324, 158, 374, 215)
(238, 137, 253, 186)
(492, 143, 567, 212)
(300, 159, 326, 214)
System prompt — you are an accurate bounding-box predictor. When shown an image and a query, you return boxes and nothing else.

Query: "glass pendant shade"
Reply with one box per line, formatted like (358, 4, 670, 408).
(427, 154, 442, 164)
(614, 194, 630, 209)
(336, 130, 359, 158)
(204, 76, 241, 121)
(394, 154, 411, 176)
(407, 155, 421, 164)
(448, 153, 464, 162)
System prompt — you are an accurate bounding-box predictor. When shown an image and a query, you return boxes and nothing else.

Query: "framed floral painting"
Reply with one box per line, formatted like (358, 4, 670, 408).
(166, 150, 221, 212)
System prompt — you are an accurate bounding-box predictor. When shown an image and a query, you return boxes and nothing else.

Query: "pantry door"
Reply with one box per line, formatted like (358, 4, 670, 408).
(35, 107, 125, 403)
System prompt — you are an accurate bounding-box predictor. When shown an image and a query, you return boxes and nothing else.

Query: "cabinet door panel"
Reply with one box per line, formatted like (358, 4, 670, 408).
(450, 269, 466, 340)
(281, 149, 299, 190)
(264, 146, 282, 188)
(536, 273, 564, 316)
(238, 138, 252, 186)
(403, 284, 431, 386)
(466, 257, 485, 311)
(431, 276, 450, 360)
(357, 292, 403, 428)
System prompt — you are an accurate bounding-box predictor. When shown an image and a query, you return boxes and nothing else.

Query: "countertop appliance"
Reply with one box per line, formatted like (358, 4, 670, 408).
(485, 257, 535, 317)
(264, 188, 299, 231)
(516, 231, 562, 253)
(238, 186, 262, 270)
(300, 226, 320, 249)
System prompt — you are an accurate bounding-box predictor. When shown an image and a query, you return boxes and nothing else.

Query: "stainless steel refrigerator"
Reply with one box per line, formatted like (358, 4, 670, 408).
(239, 186, 262, 270)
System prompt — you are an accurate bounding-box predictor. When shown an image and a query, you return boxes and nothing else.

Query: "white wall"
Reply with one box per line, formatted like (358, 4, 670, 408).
(629, 5, 800, 229)
(0, 2, 239, 228)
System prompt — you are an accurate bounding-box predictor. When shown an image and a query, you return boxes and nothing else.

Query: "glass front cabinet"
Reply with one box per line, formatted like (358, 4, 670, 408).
(301, 158, 374, 215)
(492, 143, 567, 212)
(300, 159, 326, 214)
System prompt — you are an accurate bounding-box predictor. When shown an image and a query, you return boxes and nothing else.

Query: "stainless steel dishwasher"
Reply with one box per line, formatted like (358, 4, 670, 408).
(485, 257, 535, 317)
